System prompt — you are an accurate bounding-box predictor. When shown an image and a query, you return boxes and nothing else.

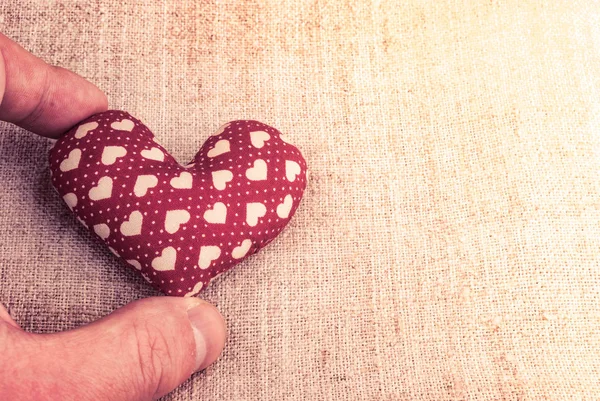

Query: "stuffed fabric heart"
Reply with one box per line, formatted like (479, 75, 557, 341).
(49, 111, 307, 296)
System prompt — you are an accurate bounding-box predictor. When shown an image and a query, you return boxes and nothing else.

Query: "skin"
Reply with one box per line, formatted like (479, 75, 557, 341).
(0, 33, 227, 401)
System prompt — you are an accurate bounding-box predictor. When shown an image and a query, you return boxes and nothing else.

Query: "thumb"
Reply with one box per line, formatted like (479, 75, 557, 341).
(1, 297, 226, 401)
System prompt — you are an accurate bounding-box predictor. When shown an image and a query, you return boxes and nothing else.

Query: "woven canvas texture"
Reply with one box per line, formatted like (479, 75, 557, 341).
(2, 1, 600, 400)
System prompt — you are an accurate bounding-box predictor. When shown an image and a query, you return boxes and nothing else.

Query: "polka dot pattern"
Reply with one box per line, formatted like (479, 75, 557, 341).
(49, 110, 307, 297)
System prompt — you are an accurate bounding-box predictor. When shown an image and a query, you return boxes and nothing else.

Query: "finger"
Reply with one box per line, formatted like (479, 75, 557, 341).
(0, 303, 20, 329)
(2, 297, 226, 401)
(0, 32, 108, 138)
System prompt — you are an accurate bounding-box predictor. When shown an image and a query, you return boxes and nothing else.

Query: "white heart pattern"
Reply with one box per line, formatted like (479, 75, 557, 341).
(276, 195, 294, 219)
(88, 176, 113, 201)
(127, 259, 142, 270)
(101, 146, 127, 165)
(250, 130, 270, 148)
(63, 193, 77, 210)
(59, 149, 81, 172)
(232, 239, 252, 259)
(120, 211, 143, 236)
(75, 122, 98, 139)
(204, 202, 227, 224)
(111, 119, 135, 131)
(134, 175, 158, 197)
(184, 281, 204, 297)
(212, 170, 233, 191)
(286, 160, 301, 182)
(170, 172, 193, 189)
(246, 202, 267, 227)
(93, 223, 111, 239)
(152, 246, 177, 271)
(165, 210, 190, 234)
(212, 122, 231, 137)
(246, 159, 267, 181)
(198, 246, 221, 269)
(141, 147, 165, 161)
(207, 139, 230, 158)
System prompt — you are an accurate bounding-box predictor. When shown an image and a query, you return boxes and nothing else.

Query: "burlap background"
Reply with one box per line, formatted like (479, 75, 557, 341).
(2, 1, 600, 400)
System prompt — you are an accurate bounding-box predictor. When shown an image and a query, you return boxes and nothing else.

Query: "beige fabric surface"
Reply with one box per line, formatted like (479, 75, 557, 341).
(2, 1, 600, 399)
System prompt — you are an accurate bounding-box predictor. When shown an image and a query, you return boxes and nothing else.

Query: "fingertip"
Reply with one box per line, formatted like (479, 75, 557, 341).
(0, 303, 20, 329)
(186, 300, 227, 372)
(39, 65, 109, 138)
(88, 75, 109, 114)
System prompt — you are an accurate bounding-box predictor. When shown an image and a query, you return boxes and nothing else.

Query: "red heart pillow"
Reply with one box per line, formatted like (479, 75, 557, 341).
(49, 111, 307, 296)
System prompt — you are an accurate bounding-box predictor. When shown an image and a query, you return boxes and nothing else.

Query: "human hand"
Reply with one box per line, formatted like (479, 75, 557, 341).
(0, 33, 227, 400)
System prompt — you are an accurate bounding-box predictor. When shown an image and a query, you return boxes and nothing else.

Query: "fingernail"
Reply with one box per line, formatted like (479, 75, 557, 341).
(187, 301, 227, 372)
